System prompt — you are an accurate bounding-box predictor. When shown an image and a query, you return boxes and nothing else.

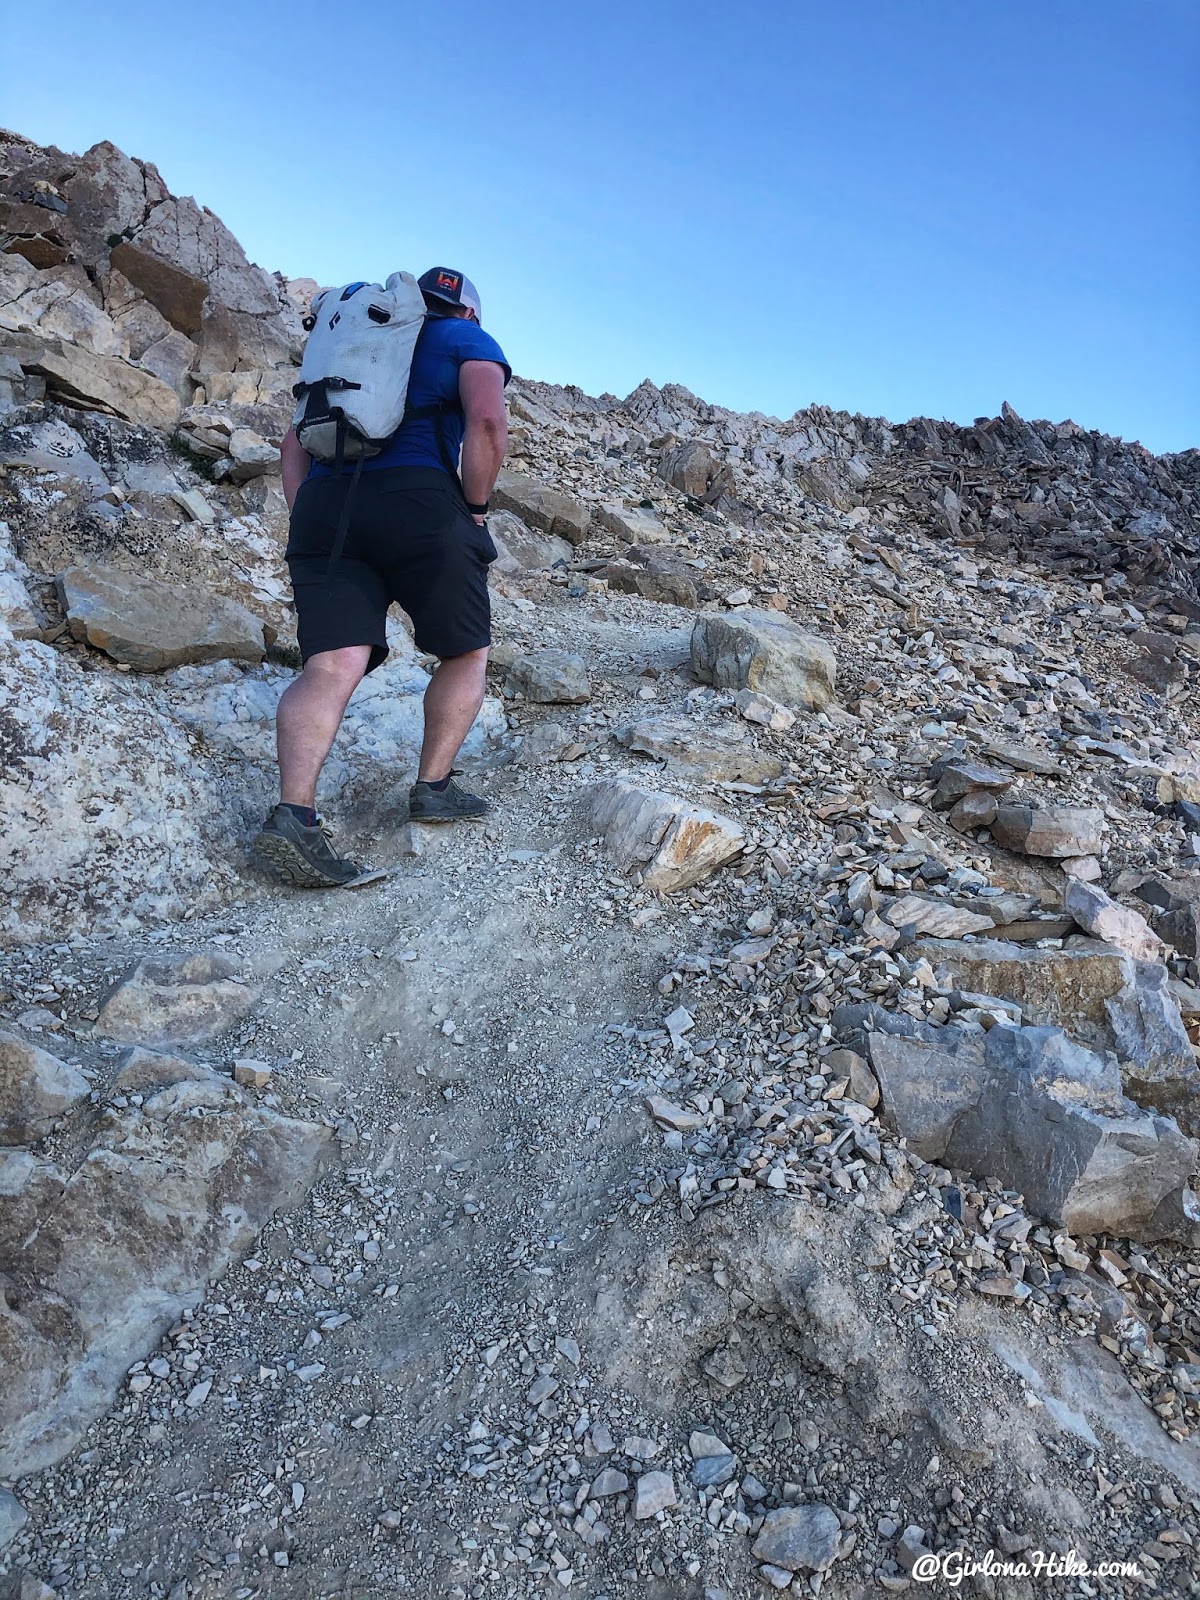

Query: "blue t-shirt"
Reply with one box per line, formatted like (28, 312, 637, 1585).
(308, 314, 510, 478)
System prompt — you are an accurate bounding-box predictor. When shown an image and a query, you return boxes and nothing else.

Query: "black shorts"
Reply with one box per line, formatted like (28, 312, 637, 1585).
(286, 466, 497, 673)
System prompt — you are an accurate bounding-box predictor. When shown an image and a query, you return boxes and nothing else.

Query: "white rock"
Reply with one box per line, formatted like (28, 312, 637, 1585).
(633, 1470, 677, 1519)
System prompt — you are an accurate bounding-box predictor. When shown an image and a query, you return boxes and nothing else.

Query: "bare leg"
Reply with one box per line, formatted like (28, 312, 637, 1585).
(418, 648, 489, 781)
(276, 646, 372, 809)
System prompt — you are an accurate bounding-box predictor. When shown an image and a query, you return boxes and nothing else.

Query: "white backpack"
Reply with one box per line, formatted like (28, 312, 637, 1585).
(292, 272, 433, 464)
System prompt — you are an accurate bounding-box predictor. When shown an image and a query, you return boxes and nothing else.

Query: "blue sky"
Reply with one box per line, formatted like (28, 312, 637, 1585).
(5, 0, 1197, 452)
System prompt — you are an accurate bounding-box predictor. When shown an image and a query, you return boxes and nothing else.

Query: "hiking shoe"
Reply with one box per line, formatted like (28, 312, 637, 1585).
(408, 774, 490, 823)
(253, 805, 370, 888)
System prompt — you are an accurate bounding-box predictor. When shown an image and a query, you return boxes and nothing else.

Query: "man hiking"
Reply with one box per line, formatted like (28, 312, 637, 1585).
(254, 267, 510, 888)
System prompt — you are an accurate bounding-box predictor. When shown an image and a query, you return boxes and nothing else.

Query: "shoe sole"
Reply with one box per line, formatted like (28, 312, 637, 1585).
(254, 830, 376, 889)
(407, 808, 489, 824)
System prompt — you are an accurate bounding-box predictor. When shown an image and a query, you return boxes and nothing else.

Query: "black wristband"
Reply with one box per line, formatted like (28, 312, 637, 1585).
(467, 500, 489, 516)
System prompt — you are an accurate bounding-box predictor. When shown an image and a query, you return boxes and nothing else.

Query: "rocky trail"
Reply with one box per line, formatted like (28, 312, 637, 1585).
(3, 132, 1200, 1600)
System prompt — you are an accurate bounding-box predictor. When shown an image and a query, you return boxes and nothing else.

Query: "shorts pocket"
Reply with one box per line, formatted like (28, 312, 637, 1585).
(473, 519, 499, 566)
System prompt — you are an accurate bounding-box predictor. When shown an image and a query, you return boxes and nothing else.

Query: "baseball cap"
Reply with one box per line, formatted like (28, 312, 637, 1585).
(418, 267, 482, 321)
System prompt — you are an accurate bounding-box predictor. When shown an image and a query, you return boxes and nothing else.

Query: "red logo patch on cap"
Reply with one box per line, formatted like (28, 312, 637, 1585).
(436, 271, 461, 293)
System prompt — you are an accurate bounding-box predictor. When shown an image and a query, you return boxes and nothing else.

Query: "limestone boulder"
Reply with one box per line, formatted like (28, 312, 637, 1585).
(735, 689, 795, 731)
(594, 501, 672, 544)
(135, 329, 198, 402)
(0, 1033, 90, 1144)
(658, 440, 732, 503)
(58, 562, 266, 671)
(133, 196, 281, 318)
(1064, 880, 1167, 963)
(691, 608, 837, 710)
(992, 803, 1105, 858)
(493, 470, 589, 546)
(109, 240, 207, 336)
(0, 1054, 330, 1478)
(95, 951, 258, 1049)
(0, 253, 125, 357)
(104, 267, 179, 358)
(601, 553, 699, 609)
(488, 510, 573, 574)
(60, 140, 169, 270)
(615, 715, 782, 783)
(587, 779, 744, 892)
(884, 895, 996, 939)
(226, 426, 279, 482)
(498, 647, 591, 704)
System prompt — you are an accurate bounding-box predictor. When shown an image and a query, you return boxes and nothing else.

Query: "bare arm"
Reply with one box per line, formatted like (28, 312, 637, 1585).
(458, 360, 508, 522)
(280, 427, 311, 512)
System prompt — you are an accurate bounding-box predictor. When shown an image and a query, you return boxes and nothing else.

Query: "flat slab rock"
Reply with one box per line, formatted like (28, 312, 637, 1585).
(487, 510, 573, 574)
(633, 1470, 677, 1519)
(492, 470, 589, 546)
(587, 779, 744, 892)
(95, 950, 258, 1049)
(991, 803, 1105, 858)
(690, 608, 837, 710)
(58, 562, 266, 671)
(615, 714, 782, 783)
(601, 555, 699, 609)
(594, 501, 672, 544)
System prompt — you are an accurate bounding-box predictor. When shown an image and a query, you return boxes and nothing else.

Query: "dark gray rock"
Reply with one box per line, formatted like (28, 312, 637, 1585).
(751, 1503, 842, 1573)
(869, 1020, 1199, 1243)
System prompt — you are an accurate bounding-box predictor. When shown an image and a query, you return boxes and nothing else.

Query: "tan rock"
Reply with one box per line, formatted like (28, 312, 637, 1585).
(587, 779, 744, 892)
(658, 439, 731, 503)
(691, 608, 837, 710)
(58, 562, 265, 671)
(615, 715, 782, 782)
(1065, 881, 1167, 963)
(600, 555, 699, 609)
(499, 647, 590, 704)
(594, 501, 671, 543)
(493, 470, 589, 546)
(96, 951, 258, 1049)
(20, 337, 180, 430)
(0, 254, 126, 357)
(488, 510, 574, 574)
(884, 895, 995, 939)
